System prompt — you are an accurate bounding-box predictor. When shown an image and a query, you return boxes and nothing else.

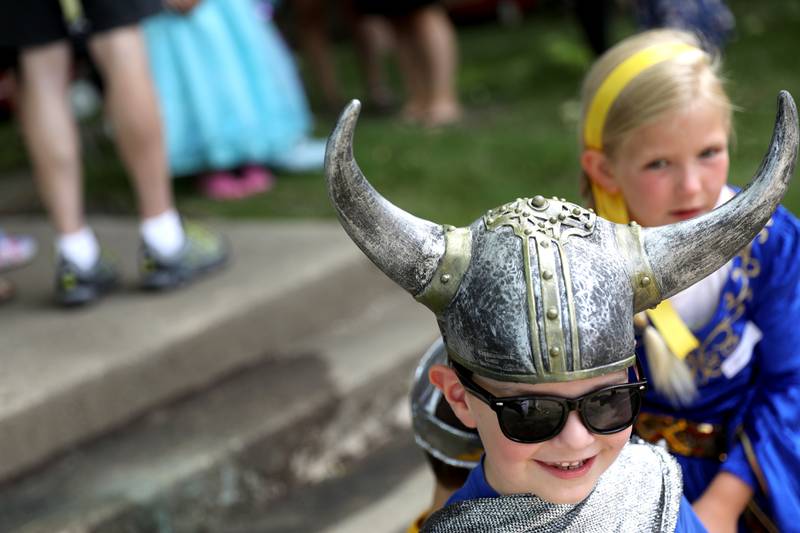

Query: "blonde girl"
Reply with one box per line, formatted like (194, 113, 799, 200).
(579, 28, 800, 532)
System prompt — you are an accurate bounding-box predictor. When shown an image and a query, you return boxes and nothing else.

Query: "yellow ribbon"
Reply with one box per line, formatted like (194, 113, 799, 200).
(583, 42, 700, 150)
(590, 181, 629, 224)
(645, 301, 700, 360)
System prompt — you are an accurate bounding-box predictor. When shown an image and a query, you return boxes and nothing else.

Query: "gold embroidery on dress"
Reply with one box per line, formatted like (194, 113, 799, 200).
(684, 222, 771, 385)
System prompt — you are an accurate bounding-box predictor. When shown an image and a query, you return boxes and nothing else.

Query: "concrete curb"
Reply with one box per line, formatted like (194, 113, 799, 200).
(0, 217, 407, 483)
(1, 288, 438, 533)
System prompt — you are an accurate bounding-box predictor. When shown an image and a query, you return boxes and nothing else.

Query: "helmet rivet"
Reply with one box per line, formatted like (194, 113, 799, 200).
(560, 198, 567, 202)
(584, 221, 594, 230)
(445, 224, 456, 232)
(514, 207, 521, 214)
(524, 228, 532, 235)
(640, 276, 651, 287)
(589, 208, 595, 214)
(542, 270, 553, 280)
(441, 274, 451, 284)
(541, 240, 550, 248)
(522, 210, 531, 217)
(532, 195, 546, 208)
(549, 217, 557, 224)
(546, 307, 558, 320)
(552, 195, 559, 200)
(572, 207, 581, 216)
(557, 213, 566, 221)
(629, 221, 639, 227)
(549, 346, 561, 357)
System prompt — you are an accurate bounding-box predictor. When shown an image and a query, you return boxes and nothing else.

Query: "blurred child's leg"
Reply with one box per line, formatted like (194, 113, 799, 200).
(391, 16, 428, 122)
(16, 41, 85, 235)
(411, 5, 461, 126)
(88, 24, 173, 221)
(352, 14, 395, 111)
(293, 0, 343, 111)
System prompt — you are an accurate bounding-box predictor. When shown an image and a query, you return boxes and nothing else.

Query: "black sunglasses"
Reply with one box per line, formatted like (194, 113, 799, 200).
(452, 362, 647, 444)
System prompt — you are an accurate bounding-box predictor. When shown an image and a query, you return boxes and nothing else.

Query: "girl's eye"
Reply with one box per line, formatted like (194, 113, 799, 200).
(645, 159, 668, 170)
(699, 147, 721, 159)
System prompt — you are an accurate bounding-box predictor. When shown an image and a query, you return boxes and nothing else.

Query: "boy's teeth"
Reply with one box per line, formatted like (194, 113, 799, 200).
(546, 460, 585, 470)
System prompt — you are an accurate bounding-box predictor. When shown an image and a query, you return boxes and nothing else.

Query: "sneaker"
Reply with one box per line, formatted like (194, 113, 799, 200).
(139, 222, 229, 291)
(55, 254, 120, 307)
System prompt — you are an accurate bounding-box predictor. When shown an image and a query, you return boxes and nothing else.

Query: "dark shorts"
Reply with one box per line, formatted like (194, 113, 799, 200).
(353, 0, 437, 17)
(0, 0, 163, 47)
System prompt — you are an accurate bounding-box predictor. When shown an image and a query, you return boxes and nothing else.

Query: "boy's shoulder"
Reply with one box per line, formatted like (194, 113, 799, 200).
(422, 439, 682, 533)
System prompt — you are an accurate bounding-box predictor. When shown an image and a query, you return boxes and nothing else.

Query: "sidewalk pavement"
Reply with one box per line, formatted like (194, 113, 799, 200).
(0, 215, 436, 485)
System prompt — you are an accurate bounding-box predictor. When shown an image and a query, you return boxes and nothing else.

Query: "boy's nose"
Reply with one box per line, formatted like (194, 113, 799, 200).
(554, 411, 595, 448)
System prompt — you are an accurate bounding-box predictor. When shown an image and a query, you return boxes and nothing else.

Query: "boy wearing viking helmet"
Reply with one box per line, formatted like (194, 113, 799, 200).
(324, 85, 796, 529)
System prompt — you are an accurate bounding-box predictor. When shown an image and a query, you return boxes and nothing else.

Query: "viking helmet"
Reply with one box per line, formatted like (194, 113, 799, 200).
(411, 338, 483, 468)
(326, 93, 798, 383)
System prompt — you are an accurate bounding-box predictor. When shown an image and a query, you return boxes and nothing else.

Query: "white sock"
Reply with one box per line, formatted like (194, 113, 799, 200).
(140, 208, 185, 258)
(57, 226, 100, 271)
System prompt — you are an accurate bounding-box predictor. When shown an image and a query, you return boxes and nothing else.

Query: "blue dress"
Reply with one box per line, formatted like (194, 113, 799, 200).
(143, 0, 312, 176)
(638, 204, 800, 531)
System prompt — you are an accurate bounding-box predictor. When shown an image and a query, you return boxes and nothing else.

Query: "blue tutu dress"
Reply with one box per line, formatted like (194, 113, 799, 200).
(143, 0, 312, 176)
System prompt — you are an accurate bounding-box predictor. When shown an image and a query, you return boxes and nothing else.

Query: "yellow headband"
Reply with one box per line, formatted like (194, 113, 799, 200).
(583, 42, 701, 150)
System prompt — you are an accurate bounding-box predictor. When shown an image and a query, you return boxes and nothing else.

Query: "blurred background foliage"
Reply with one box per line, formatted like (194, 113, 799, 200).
(1, 0, 798, 225)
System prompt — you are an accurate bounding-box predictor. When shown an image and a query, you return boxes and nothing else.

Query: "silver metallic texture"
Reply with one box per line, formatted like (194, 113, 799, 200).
(410, 338, 482, 469)
(421, 439, 682, 533)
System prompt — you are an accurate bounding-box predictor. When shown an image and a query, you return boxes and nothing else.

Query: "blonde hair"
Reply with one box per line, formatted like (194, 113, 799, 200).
(578, 29, 733, 206)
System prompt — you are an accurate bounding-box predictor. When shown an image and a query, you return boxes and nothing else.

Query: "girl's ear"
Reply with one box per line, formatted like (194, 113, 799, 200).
(581, 149, 620, 194)
(429, 364, 478, 429)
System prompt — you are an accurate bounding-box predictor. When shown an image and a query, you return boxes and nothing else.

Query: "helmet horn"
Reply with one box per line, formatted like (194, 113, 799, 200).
(640, 90, 798, 308)
(325, 100, 446, 295)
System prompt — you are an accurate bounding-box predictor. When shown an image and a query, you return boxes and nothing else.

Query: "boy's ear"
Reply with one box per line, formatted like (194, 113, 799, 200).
(581, 149, 620, 194)
(429, 364, 478, 429)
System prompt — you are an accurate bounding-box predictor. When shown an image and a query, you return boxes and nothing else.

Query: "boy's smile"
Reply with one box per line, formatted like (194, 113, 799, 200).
(465, 371, 632, 504)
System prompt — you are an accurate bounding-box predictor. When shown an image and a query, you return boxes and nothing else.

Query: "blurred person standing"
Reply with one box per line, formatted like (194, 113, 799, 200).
(0, 0, 228, 307)
(353, 0, 462, 127)
(143, 0, 326, 200)
(288, 0, 397, 115)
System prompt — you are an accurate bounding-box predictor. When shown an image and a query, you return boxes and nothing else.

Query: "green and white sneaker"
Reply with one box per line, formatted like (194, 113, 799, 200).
(139, 222, 229, 291)
(55, 254, 119, 307)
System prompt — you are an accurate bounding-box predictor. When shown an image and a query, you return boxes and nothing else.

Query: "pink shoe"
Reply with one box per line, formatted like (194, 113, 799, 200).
(198, 171, 248, 200)
(0, 232, 37, 272)
(240, 165, 276, 195)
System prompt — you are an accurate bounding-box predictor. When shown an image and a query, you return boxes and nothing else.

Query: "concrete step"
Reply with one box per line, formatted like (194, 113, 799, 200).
(0, 216, 422, 484)
(207, 431, 433, 533)
(0, 279, 438, 532)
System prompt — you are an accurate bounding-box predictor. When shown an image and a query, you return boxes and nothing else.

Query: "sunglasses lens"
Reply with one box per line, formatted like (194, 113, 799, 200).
(499, 398, 566, 442)
(583, 386, 641, 433)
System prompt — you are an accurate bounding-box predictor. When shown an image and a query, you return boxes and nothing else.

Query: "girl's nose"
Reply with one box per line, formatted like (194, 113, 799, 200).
(554, 411, 595, 449)
(677, 164, 703, 195)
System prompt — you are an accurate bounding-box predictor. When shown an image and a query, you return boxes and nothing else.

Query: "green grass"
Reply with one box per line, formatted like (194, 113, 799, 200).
(2, 0, 799, 225)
